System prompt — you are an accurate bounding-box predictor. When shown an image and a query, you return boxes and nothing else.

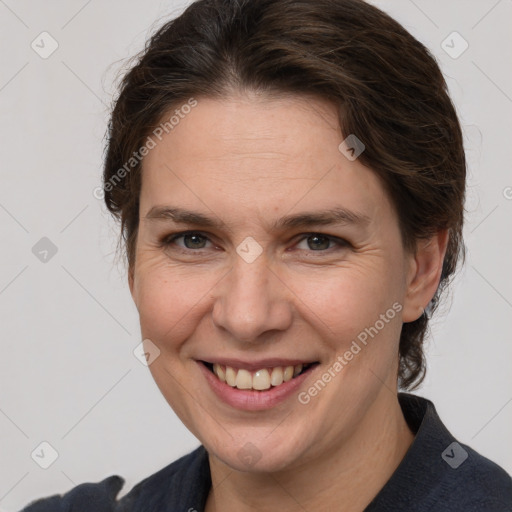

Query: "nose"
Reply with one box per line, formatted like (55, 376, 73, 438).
(211, 255, 293, 343)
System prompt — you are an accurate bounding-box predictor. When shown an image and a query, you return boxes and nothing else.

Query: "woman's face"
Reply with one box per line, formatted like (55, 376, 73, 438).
(130, 93, 421, 472)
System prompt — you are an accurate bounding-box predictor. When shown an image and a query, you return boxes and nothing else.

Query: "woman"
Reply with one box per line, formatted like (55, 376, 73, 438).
(21, 0, 512, 510)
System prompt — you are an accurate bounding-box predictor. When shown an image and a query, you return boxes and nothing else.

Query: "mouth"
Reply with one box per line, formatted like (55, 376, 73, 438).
(200, 360, 319, 391)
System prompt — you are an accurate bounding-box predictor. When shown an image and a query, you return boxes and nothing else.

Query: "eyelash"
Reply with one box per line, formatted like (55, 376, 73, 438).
(159, 230, 350, 255)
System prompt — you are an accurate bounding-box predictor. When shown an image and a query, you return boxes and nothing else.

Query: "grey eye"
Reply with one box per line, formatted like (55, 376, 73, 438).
(180, 233, 209, 249)
(297, 234, 332, 251)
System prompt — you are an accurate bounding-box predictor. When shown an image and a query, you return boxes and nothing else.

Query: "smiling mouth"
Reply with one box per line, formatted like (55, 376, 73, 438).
(201, 361, 319, 391)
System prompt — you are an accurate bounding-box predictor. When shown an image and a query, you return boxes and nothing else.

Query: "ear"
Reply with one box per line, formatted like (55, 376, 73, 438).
(402, 229, 449, 323)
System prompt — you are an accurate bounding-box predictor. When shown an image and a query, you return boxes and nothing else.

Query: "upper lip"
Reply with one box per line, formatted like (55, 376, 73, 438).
(198, 357, 318, 371)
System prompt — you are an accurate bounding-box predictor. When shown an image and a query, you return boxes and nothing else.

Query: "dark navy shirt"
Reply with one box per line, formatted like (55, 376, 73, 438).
(20, 394, 512, 511)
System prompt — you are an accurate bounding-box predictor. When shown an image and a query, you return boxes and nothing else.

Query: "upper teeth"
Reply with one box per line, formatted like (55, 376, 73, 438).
(212, 363, 304, 390)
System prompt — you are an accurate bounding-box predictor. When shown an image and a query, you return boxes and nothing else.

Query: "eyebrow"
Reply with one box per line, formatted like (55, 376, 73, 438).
(145, 206, 370, 231)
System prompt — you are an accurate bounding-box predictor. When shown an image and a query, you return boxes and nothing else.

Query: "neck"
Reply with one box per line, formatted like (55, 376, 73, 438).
(205, 390, 415, 512)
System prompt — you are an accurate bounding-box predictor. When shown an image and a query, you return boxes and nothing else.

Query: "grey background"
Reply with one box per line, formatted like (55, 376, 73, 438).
(0, 0, 511, 509)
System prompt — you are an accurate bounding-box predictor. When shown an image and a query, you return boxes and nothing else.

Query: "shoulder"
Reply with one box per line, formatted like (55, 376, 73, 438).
(437, 443, 512, 511)
(389, 394, 512, 512)
(20, 475, 125, 511)
(20, 446, 210, 512)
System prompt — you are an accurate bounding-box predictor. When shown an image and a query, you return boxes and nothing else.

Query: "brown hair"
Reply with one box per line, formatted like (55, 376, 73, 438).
(103, 0, 466, 390)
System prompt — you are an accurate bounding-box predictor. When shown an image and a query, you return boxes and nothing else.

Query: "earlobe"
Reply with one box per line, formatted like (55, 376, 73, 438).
(402, 230, 449, 323)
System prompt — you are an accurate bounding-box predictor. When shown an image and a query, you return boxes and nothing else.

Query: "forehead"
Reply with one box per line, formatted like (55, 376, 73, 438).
(139, 94, 392, 228)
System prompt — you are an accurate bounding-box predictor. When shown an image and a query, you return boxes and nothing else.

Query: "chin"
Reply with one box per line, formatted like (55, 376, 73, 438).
(202, 422, 316, 474)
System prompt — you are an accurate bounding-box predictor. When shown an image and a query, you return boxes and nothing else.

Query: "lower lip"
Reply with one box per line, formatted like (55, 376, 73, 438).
(197, 361, 318, 411)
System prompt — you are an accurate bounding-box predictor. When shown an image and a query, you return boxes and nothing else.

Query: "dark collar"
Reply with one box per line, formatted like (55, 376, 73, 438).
(365, 392, 454, 510)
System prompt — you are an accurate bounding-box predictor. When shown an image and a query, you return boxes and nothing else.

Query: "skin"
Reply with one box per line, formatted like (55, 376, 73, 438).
(129, 92, 448, 511)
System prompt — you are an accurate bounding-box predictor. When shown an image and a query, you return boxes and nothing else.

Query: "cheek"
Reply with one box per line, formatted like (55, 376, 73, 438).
(133, 260, 217, 349)
(288, 262, 403, 342)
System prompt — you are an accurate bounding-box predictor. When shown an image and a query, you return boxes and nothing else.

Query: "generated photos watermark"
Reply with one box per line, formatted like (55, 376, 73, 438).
(93, 97, 198, 200)
(338, 134, 365, 161)
(298, 302, 403, 404)
(441, 442, 468, 469)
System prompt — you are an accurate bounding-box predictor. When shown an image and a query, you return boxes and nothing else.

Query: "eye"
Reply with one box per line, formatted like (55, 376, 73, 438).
(161, 231, 213, 251)
(294, 233, 349, 252)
